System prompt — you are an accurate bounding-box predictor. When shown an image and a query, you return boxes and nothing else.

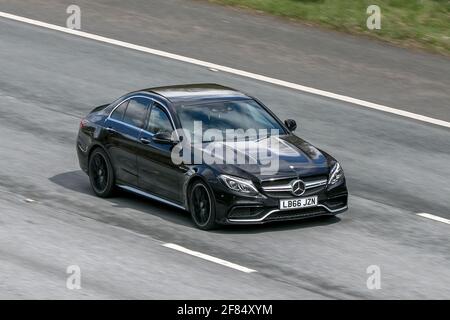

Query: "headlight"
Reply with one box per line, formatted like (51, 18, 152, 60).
(328, 162, 344, 185)
(219, 175, 259, 195)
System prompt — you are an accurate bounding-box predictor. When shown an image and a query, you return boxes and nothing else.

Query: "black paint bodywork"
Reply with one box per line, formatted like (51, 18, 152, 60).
(77, 84, 348, 225)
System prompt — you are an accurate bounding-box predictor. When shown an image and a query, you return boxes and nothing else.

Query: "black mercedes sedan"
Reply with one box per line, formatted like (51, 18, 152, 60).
(77, 84, 348, 230)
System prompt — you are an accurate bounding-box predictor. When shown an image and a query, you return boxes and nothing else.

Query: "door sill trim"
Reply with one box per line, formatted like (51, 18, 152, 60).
(117, 185, 186, 210)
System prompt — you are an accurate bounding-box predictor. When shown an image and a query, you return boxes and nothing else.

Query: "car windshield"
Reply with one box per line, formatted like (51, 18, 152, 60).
(177, 100, 286, 142)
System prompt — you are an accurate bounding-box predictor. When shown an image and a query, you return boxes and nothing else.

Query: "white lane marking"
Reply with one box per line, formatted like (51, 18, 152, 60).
(1, 11, 450, 129)
(417, 213, 450, 225)
(163, 243, 257, 273)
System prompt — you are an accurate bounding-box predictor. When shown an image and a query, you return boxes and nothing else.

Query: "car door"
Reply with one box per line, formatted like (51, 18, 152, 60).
(103, 97, 150, 186)
(137, 102, 187, 204)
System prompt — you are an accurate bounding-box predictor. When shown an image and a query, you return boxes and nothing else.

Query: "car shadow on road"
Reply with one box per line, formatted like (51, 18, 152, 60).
(49, 170, 194, 228)
(50, 170, 341, 234)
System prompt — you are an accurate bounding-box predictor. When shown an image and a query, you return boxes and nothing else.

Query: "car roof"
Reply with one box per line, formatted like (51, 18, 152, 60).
(139, 83, 251, 104)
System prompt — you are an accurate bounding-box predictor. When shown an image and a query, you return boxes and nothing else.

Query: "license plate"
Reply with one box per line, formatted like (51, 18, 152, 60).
(279, 196, 318, 210)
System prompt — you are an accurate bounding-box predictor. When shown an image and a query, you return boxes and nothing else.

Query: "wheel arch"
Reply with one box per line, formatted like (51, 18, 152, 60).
(184, 174, 213, 212)
(87, 144, 111, 174)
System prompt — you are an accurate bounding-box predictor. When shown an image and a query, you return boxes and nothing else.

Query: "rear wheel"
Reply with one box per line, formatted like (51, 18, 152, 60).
(88, 148, 115, 198)
(189, 181, 218, 230)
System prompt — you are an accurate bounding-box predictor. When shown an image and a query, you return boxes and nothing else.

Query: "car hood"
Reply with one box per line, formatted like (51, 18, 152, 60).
(199, 134, 331, 181)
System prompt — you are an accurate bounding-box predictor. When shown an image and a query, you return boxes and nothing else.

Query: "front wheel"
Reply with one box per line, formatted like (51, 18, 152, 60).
(88, 148, 115, 198)
(189, 181, 218, 230)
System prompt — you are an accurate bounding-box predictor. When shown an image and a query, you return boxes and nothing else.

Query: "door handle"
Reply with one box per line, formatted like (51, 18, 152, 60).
(106, 127, 116, 133)
(140, 137, 151, 144)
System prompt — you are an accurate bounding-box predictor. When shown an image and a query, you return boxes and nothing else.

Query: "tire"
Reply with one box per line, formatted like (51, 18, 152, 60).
(88, 148, 116, 198)
(189, 180, 218, 230)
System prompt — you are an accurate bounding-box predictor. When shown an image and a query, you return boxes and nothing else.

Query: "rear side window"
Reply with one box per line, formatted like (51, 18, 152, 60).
(123, 97, 150, 128)
(147, 105, 173, 134)
(110, 100, 129, 121)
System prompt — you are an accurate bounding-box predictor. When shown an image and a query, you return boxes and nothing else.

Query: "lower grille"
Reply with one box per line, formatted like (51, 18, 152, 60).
(323, 196, 348, 210)
(228, 207, 265, 219)
(265, 207, 329, 221)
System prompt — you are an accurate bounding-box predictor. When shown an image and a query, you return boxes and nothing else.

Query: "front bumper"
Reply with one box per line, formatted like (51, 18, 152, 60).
(211, 180, 348, 225)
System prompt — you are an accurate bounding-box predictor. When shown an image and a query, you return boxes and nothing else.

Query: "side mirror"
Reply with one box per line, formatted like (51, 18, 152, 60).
(152, 131, 176, 144)
(284, 119, 297, 132)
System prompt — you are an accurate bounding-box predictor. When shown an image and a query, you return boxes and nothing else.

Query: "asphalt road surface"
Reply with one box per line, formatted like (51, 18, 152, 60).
(1, 3, 450, 299)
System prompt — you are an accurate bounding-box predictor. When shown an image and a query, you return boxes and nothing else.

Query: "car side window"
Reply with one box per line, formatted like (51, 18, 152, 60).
(110, 100, 129, 121)
(147, 104, 173, 134)
(122, 97, 150, 128)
